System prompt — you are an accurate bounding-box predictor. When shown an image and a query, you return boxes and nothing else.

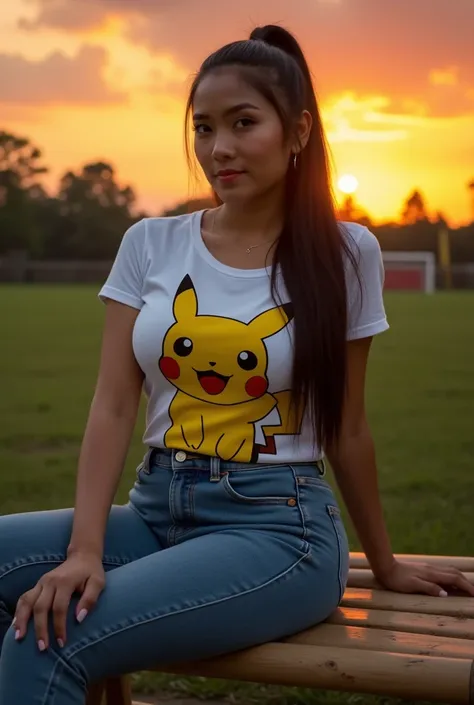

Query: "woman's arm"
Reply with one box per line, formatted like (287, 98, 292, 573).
(67, 299, 144, 558)
(325, 336, 396, 580)
(325, 337, 474, 597)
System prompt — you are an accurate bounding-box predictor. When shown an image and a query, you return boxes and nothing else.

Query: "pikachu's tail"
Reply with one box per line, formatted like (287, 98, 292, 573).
(256, 390, 304, 456)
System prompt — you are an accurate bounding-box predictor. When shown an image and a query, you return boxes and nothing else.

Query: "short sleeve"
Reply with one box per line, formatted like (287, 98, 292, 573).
(98, 219, 146, 309)
(346, 227, 389, 340)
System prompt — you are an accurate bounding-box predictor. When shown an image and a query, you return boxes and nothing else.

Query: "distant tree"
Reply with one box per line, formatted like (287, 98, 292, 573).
(434, 211, 449, 228)
(401, 189, 429, 225)
(0, 130, 49, 255)
(43, 161, 136, 259)
(468, 179, 474, 222)
(337, 195, 373, 227)
(0, 130, 48, 188)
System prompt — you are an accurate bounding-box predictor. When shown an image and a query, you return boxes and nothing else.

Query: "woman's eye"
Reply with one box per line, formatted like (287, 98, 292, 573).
(235, 118, 254, 129)
(194, 124, 211, 134)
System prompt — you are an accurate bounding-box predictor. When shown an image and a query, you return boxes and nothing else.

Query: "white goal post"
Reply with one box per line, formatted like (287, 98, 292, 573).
(382, 251, 436, 293)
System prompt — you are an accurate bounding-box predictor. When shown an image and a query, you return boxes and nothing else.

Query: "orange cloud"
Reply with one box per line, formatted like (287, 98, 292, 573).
(429, 66, 459, 86)
(0, 44, 125, 105)
(3, 0, 473, 225)
(17, 0, 474, 119)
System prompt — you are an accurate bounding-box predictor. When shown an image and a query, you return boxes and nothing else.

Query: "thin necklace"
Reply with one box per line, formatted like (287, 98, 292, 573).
(211, 209, 277, 254)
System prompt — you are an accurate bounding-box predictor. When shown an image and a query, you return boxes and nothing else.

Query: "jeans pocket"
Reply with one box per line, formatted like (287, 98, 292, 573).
(327, 504, 350, 603)
(221, 470, 295, 506)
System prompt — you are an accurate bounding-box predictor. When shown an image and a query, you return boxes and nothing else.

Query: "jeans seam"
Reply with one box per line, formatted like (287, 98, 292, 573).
(63, 550, 310, 661)
(288, 465, 309, 551)
(188, 477, 196, 521)
(327, 505, 345, 603)
(41, 645, 87, 705)
(169, 473, 179, 523)
(0, 557, 65, 580)
(0, 555, 130, 581)
(167, 525, 176, 547)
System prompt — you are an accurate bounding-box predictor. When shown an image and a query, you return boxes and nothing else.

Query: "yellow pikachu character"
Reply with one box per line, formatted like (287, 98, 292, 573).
(159, 275, 302, 463)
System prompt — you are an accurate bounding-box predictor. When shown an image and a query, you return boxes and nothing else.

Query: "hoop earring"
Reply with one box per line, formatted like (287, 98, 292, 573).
(293, 153, 298, 169)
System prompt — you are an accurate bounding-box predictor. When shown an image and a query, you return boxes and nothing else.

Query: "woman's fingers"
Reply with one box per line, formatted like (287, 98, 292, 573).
(415, 578, 448, 597)
(75, 574, 105, 624)
(432, 567, 474, 596)
(418, 566, 474, 598)
(13, 584, 42, 641)
(52, 584, 74, 647)
(32, 582, 56, 650)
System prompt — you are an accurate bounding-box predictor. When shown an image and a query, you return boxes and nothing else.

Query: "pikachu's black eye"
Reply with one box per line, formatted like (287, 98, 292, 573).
(174, 338, 193, 357)
(238, 350, 258, 370)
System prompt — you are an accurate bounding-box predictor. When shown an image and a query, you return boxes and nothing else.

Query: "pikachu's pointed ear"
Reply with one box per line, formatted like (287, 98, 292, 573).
(248, 302, 293, 340)
(173, 275, 198, 322)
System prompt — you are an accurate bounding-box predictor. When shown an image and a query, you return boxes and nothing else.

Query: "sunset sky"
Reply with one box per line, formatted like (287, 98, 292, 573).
(1, 0, 473, 225)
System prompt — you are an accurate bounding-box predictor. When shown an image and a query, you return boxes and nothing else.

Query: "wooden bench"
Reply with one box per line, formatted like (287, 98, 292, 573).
(86, 553, 474, 705)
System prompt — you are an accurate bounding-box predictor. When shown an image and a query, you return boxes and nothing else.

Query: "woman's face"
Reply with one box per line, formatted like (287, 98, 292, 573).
(192, 68, 292, 205)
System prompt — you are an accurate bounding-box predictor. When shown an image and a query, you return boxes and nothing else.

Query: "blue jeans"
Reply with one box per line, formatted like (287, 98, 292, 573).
(0, 448, 349, 704)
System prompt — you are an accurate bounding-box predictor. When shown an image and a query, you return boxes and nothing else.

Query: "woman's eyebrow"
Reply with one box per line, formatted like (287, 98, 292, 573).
(193, 102, 261, 121)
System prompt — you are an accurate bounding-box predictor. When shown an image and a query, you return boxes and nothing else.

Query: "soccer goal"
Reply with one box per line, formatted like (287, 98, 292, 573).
(382, 251, 436, 293)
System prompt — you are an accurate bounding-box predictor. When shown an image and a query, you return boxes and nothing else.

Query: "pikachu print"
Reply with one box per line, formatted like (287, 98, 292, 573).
(158, 275, 303, 462)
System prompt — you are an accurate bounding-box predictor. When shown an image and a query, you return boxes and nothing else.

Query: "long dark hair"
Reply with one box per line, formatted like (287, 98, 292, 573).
(185, 25, 360, 450)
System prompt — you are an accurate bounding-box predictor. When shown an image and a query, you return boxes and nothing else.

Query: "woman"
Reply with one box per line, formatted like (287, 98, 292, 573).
(1, 24, 472, 704)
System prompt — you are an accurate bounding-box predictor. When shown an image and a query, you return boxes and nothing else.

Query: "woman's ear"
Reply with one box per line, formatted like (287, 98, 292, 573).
(293, 109, 313, 154)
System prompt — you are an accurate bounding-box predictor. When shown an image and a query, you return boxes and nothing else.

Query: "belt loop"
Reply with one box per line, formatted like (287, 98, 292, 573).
(318, 458, 326, 476)
(209, 456, 221, 482)
(143, 447, 154, 475)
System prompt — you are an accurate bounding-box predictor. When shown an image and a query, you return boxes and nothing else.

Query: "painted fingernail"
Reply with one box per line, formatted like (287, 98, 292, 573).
(11, 617, 16, 627)
(439, 589, 448, 597)
(57, 638, 64, 649)
(76, 609, 88, 623)
(38, 640, 46, 652)
(15, 629, 21, 641)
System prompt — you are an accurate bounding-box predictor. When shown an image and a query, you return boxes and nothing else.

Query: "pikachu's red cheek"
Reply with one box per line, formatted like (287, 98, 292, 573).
(159, 356, 180, 380)
(245, 376, 268, 398)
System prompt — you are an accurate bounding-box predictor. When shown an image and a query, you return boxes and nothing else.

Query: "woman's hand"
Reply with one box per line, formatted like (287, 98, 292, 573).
(377, 560, 474, 597)
(13, 552, 105, 651)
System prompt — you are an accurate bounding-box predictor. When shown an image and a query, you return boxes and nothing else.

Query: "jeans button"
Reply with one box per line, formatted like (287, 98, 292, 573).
(175, 451, 187, 462)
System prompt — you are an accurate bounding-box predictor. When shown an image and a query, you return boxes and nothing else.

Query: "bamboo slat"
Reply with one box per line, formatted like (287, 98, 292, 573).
(350, 552, 474, 573)
(99, 555, 474, 704)
(283, 622, 474, 659)
(157, 642, 473, 704)
(347, 568, 474, 591)
(341, 587, 474, 618)
(328, 606, 474, 640)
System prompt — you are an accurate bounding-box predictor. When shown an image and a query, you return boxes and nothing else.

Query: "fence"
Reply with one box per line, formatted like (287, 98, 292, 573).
(1, 252, 474, 290)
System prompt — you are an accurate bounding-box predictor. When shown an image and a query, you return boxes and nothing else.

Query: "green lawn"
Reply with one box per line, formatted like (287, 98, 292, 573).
(1, 285, 473, 705)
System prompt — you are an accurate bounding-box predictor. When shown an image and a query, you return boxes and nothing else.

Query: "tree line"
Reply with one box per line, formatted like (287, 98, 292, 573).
(1, 130, 473, 263)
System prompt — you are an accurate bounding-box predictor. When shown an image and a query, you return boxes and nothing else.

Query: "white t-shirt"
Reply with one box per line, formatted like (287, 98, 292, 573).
(98, 210, 389, 464)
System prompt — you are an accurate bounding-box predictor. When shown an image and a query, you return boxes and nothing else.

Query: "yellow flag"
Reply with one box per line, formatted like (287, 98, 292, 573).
(437, 228, 451, 268)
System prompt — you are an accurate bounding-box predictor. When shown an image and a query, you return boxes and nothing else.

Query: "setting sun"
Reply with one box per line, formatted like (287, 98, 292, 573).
(338, 174, 359, 195)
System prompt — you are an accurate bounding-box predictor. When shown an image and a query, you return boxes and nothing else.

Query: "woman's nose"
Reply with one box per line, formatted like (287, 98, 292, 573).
(212, 131, 236, 161)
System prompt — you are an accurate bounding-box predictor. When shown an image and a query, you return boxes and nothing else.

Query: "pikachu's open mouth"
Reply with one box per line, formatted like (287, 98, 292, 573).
(195, 369, 231, 395)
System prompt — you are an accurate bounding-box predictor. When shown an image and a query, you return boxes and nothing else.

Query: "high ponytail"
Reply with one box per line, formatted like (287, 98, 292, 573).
(249, 25, 314, 88)
(185, 25, 360, 450)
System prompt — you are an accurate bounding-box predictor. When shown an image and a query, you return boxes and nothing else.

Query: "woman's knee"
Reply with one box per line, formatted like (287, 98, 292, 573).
(0, 621, 88, 700)
(0, 510, 72, 609)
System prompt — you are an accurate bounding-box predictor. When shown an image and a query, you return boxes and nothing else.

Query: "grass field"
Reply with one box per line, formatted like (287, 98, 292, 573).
(1, 285, 474, 705)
